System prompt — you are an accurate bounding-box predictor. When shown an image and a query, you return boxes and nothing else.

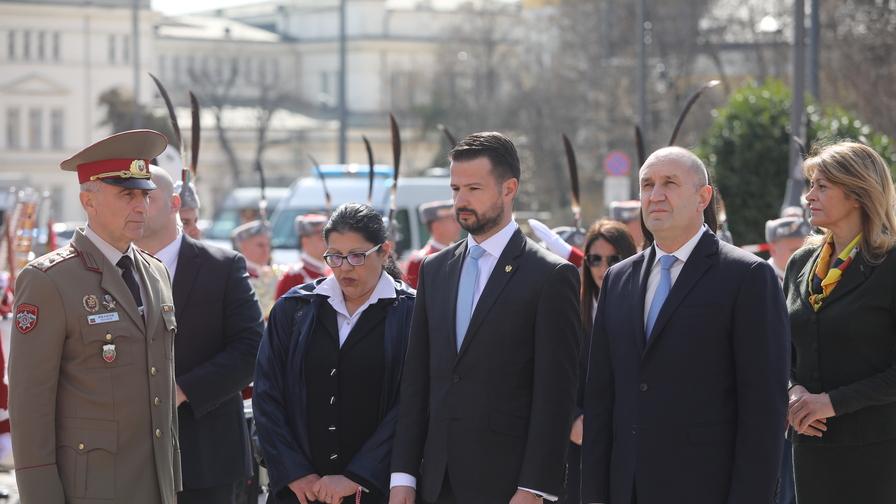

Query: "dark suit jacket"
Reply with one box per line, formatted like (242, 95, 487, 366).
(582, 230, 789, 504)
(173, 235, 264, 490)
(392, 228, 582, 503)
(785, 245, 896, 446)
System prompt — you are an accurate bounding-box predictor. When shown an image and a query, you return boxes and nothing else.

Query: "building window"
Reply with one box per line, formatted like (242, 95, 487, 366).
(52, 32, 60, 61)
(122, 35, 130, 64)
(6, 108, 21, 149)
(7, 31, 14, 60)
(271, 59, 279, 82)
(320, 72, 330, 96)
(108, 34, 116, 64)
(37, 32, 45, 60)
(50, 109, 64, 149)
(28, 108, 42, 149)
(158, 54, 166, 79)
(23, 30, 30, 60)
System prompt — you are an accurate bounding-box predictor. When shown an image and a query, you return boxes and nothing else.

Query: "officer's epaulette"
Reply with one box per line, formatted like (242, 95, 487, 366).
(30, 245, 79, 272)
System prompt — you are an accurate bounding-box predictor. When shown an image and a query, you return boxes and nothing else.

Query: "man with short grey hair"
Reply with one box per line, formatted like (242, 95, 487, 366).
(582, 146, 789, 504)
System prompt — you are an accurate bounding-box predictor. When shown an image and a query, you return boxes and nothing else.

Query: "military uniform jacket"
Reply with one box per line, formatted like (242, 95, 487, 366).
(8, 229, 182, 504)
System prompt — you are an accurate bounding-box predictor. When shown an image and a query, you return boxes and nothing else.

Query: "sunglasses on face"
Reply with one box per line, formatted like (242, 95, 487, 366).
(324, 244, 382, 268)
(585, 254, 622, 268)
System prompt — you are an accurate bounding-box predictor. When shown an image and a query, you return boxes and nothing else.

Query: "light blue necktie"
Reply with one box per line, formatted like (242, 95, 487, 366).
(645, 254, 677, 340)
(456, 244, 486, 351)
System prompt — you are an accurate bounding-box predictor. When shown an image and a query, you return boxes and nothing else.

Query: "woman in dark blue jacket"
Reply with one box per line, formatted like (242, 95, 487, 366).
(254, 203, 415, 504)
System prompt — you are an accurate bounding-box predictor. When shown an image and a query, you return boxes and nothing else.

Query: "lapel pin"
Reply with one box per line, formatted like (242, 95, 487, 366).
(102, 343, 117, 363)
(505, 265, 513, 273)
(102, 294, 116, 311)
(83, 295, 99, 313)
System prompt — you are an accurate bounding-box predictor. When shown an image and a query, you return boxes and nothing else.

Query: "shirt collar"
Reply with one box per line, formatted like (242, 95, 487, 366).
(84, 225, 135, 268)
(301, 252, 328, 273)
(466, 219, 518, 259)
(652, 224, 707, 266)
(313, 270, 397, 318)
(155, 231, 184, 274)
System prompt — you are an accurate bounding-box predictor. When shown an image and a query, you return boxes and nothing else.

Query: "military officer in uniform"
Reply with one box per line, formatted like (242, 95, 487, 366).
(232, 219, 280, 317)
(8, 129, 182, 504)
(275, 213, 330, 298)
(402, 200, 461, 289)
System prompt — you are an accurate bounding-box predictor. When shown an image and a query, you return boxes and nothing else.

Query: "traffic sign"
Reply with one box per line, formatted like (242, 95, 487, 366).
(604, 150, 632, 177)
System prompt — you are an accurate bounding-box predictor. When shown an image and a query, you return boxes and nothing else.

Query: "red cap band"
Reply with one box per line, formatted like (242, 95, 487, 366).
(77, 159, 150, 184)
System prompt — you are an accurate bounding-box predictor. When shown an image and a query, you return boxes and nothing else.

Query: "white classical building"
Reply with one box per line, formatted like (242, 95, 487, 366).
(0, 0, 159, 221)
(0, 0, 522, 221)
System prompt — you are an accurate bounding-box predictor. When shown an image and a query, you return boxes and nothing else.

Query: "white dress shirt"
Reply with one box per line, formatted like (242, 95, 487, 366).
(84, 225, 147, 317)
(643, 225, 708, 327)
(391, 219, 557, 501)
(155, 231, 183, 280)
(312, 271, 396, 347)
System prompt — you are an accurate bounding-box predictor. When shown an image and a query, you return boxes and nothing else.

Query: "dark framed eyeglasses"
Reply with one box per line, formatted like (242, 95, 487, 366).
(324, 244, 383, 268)
(585, 254, 622, 268)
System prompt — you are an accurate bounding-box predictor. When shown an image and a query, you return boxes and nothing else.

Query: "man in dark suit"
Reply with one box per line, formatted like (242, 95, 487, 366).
(138, 166, 264, 503)
(390, 132, 581, 504)
(581, 146, 789, 504)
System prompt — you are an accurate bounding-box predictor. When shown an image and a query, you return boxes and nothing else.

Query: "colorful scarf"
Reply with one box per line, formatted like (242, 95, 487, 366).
(808, 233, 862, 311)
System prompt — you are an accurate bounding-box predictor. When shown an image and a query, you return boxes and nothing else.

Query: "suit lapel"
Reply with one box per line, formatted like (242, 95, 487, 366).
(456, 229, 525, 361)
(796, 246, 822, 311)
(73, 232, 145, 329)
(633, 249, 653, 355)
(172, 236, 201, 308)
(444, 242, 466, 358)
(643, 232, 717, 357)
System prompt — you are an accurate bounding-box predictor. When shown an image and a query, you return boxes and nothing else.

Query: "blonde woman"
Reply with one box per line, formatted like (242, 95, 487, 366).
(784, 141, 896, 503)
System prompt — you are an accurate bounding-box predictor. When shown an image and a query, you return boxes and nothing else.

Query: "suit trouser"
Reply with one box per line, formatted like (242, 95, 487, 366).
(178, 481, 237, 504)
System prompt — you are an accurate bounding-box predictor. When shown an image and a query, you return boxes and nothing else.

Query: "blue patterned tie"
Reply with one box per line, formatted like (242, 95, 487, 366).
(456, 244, 486, 351)
(645, 254, 677, 340)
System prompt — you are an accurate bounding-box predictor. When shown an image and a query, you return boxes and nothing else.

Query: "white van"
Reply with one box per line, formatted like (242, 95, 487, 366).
(270, 166, 452, 265)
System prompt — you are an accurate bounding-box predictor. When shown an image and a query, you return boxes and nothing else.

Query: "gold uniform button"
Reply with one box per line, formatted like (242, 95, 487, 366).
(77, 443, 85, 450)
(155, 429, 162, 438)
(105, 333, 112, 341)
(154, 397, 161, 406)
(150, 366, 157, 376)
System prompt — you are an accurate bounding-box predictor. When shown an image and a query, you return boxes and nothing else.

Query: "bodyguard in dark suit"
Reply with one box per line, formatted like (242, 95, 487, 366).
(390, 132, 581, 504)
(138, 166, 263, 503)
(582, 147, 789, 504)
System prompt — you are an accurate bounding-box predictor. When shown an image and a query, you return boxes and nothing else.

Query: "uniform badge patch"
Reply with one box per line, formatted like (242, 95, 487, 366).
(15, 304, 38, 334)
(102, 343, 117, 363)
(83, 295, 99, 313)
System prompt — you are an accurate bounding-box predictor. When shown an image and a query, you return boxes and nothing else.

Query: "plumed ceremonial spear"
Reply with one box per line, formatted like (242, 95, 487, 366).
(388, 114, 402, 236)
(362, 135, 375, 205)
(437, 124, 458, 148)
(148, 73, 184, 162)
(561, 134, 582, 230)
(189, 91, 201, 177)
(667, 79, 721, 146)
(307, 154, 332, 212)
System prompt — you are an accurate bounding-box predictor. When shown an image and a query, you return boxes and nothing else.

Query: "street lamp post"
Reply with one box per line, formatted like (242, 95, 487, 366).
(784, 0, 806, 211)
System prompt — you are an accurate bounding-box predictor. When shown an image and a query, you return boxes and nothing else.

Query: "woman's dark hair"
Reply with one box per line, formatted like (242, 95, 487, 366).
(581, 219, 638, 334)
(323, 203, 403, 280)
